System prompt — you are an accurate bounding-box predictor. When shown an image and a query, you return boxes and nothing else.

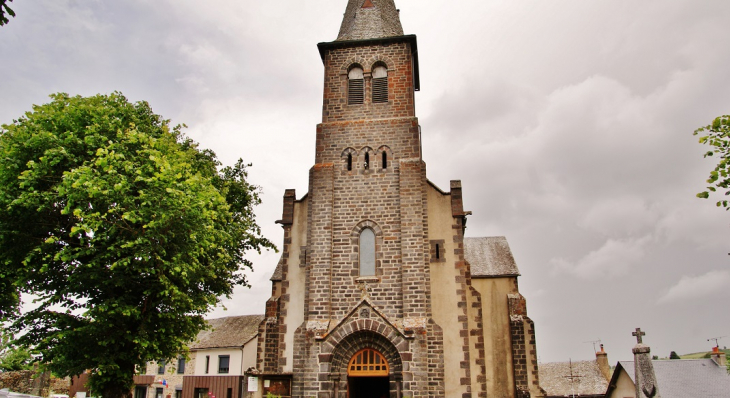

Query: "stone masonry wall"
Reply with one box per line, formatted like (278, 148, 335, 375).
(322, 41, 415, 123)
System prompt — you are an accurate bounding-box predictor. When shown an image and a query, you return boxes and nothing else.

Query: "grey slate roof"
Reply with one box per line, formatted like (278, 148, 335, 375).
(336, 0, 404, 41)
(464, 237, 521, 278)
(538, 360, 608, 397)
(189, 315, 264, 350)
(617, 359, 730, 398)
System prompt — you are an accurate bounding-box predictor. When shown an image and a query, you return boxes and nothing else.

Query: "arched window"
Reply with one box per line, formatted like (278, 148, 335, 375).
(359, 228, 375, 276)
(372, 65, 388, 103)
(364, 152, 370, 170)
(347, 153, 353, 171)
(381, 151, 387, 169)
(348, 66, 364, 105)
(348, 348, 389, 376)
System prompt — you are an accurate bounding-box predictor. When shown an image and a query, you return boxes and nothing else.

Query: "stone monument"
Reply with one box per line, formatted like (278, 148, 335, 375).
(632, 328, 661, 398)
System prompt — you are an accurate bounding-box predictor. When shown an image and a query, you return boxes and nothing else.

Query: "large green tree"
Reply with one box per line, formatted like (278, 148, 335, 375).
(0, 93, 274, 398)
(695, 115, 730, 207)
(0, 0, 15, 26)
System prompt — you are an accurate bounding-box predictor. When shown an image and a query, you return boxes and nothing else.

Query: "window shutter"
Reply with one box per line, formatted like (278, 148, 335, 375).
(348, 67, 364, 105)
(372, 66, 388, 103)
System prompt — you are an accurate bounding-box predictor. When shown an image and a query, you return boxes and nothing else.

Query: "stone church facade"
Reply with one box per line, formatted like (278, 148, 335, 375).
(251, 1, 542, 397)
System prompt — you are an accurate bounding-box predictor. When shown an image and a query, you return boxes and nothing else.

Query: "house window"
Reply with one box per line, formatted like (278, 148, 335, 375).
(177, 357, 185, 374)
(218, 355, 230, 374)
(372, 65, 388, 103)
(157, 360, 165, 375)
(175, 391, 182, 398)
(359, 228, 375, 276)
(205, 355, 210, 374)
(348, 66, 364, 105)
(155, 388, 163, 398)
(134, 387, 147, 398)
(226, 389, 232, 398)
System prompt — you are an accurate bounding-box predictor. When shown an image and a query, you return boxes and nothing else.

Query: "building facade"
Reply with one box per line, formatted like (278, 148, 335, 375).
(133, 315, 263, 398)
(253, 1, 541, 397)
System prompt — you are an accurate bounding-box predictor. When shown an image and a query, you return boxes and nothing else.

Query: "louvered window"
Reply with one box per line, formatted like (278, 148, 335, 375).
(348, 67, 364, 105)
(372, 65, 388, 103)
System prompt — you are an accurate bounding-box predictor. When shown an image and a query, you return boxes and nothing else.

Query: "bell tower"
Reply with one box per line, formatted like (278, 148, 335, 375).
(255, 2, 543, 398)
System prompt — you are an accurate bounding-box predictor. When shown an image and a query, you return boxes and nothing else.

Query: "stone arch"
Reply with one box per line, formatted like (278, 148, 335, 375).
(323, 327, 405, 375)
(359, 146, 375, 173)
(350, 220, 383, 277)
(367, 55, 396, 73)
(339, 57, 369, 75)
(375, 145, 393, 171)
(320, 324, 407, 398)
(341, 147, 357, 172)
(350, 220, 383, 238)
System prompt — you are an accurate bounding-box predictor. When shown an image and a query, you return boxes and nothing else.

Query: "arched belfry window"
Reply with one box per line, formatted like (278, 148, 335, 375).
(348, 66, 364, 105)
(359, 228, 375, 276)
(372, 65, 388, 103)
(347, 153, 353, 171)
(381, 151, 387, 169)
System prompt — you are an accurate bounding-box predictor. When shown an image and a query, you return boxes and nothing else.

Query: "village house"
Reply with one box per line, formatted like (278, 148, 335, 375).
(537, 345, 611, 398)
(605, 346, 729, 398)
(133, 315, 263, 398)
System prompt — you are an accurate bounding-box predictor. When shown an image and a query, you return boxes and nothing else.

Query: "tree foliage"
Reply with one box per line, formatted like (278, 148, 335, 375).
(0, 0, 15, 26)
(0, 92, 274, 397)
(694, 115, 730, 208)
(669, 351, 681, 360)
(0, 331, 32, 371)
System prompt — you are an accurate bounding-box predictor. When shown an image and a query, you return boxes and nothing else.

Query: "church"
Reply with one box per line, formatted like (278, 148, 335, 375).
(252, 1, 542, 397)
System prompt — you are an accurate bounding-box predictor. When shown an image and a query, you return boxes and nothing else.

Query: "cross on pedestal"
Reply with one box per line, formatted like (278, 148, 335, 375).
(633, 328, 646, 344)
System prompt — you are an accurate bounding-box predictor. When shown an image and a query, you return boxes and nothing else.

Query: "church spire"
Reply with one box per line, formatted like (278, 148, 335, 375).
(336, 0, 404, 41)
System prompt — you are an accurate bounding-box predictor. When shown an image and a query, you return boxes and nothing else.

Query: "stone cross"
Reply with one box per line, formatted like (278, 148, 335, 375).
(633, 328, 646, 344)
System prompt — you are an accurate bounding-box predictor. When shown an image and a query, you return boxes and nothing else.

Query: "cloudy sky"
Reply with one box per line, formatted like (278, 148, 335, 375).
(2, 0, 730, 364)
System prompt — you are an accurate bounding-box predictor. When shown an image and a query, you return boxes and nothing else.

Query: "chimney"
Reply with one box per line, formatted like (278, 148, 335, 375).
(710, 346, 727, 367)
(596, 344, 611, 381)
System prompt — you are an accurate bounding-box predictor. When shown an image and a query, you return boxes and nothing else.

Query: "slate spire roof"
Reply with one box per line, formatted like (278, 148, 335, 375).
(336, 0, 404, 41)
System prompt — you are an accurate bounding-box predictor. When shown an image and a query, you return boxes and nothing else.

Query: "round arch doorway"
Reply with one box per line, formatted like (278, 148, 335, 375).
(347, 348, 390, 398)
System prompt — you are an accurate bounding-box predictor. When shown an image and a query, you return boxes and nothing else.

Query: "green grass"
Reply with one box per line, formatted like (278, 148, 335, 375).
(677, 349, 730, 359)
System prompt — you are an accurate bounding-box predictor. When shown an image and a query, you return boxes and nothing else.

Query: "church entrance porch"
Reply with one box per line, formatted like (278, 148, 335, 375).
(346, 349, 390, 398)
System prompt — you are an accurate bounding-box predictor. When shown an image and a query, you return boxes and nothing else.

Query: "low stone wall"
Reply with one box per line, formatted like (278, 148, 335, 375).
(0, 371, 68, 397)
(0, 370, 36, 394)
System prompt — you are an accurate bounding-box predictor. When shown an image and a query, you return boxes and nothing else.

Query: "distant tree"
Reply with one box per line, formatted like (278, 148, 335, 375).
(652, 355, 659, 360)
(0, 0, 15, 26)
(0, 331, 32, 371)
(694, 115, 730, 207)
(0, 93, 274, 398)
(669, 351, 681, 360)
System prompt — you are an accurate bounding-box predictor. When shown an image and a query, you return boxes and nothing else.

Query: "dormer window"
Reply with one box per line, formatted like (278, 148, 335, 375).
(348, 66, 364, 105)
(372, 64, 388, 103)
